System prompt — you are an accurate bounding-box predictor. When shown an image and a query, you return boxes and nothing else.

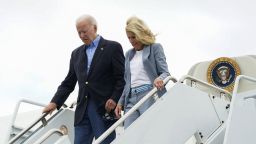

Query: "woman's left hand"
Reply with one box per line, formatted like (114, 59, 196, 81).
(154, 77, 164, 90)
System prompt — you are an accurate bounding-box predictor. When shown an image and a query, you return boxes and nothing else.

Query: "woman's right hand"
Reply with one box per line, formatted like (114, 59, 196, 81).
(115, 104, 123, 119)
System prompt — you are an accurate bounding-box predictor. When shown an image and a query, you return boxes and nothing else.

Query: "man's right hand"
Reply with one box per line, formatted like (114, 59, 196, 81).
(114, 104, 123, 119)
(42, 102, 57, 114)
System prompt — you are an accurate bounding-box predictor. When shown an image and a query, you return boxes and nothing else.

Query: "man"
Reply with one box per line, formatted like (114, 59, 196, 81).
(43, 14, 125, 144)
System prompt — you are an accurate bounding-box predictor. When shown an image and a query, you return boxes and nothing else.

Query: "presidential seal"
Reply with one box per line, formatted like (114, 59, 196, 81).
(207, 57, 241, 92)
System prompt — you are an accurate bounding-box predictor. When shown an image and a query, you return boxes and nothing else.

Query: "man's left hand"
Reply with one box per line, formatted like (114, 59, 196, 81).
(105, 99, 116, 112)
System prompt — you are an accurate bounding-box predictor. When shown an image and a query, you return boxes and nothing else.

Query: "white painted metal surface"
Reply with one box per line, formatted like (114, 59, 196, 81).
(205, 124, 226, 144)
(224, 75, 256, 144)
(187, 55, 256, 93)
(54, 135, 72, 144)
(224, 89, 256, 144)
(112, 83, 224, 144)
(24, 109, 74, 144)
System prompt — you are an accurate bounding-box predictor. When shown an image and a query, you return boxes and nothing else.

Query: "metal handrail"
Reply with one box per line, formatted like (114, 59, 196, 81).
(8, 112, 49, 144)
(7, 99, 47, 144)
(33, 125, 68, 144)
(223, 75, 256, 144)
(10, 99, 47, 130)
(93, 76, 177, 144)
(179, 75, 232, 101)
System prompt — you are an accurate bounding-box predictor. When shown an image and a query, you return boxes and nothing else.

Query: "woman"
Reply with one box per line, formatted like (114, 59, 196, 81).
(115, 16, 170, 128)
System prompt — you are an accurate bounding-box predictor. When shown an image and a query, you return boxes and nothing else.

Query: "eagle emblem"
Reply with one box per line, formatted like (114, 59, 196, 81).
(207, 57, 240, 92)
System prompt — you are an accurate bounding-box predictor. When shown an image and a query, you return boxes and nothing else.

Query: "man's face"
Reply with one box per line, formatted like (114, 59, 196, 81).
(76, 21, 97, 45)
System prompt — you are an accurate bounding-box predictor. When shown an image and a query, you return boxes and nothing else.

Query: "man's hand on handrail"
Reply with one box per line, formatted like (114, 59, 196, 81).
(42, 102, 57, 115)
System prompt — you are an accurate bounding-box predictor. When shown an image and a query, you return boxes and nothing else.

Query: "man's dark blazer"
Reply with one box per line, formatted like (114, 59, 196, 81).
(51, 36, 125, 125)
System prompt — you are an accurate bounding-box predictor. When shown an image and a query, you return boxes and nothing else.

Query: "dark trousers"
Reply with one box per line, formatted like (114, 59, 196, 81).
(74, 99, 116, 144)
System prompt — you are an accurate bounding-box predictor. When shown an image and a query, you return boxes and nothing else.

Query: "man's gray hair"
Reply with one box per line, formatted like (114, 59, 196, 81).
(76, 14, 98, 27)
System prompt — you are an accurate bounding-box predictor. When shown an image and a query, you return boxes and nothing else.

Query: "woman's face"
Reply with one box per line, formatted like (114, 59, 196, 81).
(126, 31, 143, 51)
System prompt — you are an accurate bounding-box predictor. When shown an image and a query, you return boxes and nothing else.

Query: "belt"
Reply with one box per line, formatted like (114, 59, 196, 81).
(130, 84, 153, 95)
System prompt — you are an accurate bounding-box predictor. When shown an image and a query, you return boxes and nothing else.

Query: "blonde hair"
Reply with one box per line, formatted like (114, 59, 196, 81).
(126, 16, 155, 45)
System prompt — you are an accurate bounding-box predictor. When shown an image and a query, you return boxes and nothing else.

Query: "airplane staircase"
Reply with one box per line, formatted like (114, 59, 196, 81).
(3, 55, 256, 144)
(94, 55, 256, 144)
(6, 99, 75, 144)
